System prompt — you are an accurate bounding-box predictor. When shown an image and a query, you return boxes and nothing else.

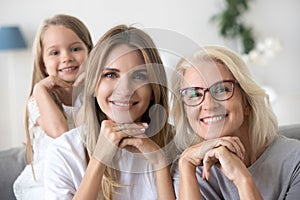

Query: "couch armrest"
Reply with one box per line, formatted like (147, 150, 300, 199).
(0, 146, 26, 200)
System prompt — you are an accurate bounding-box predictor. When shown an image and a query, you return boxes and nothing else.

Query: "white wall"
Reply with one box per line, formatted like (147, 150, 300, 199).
(0, 0, 299, 150)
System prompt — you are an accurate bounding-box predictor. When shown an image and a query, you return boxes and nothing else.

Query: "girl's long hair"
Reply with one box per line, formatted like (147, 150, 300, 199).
(25, 14, 93, 165)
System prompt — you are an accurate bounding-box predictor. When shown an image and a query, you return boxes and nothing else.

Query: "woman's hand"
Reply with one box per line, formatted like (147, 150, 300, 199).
(179, 136, 245, 168)
(202, 145, 247, 182)
(119, 134, 167, 168)
(201, 146, 263, 200)
(92, 120, 148, 164)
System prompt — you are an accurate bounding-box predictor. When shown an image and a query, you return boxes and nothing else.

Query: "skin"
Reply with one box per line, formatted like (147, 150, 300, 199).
(178, 61, 262, 200)
(74, 44, 175, 200)
(33, 25, 88, 138)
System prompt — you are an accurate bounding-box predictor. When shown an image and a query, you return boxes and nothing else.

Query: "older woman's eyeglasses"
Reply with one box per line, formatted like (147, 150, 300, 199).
(179, 80, 237, 107)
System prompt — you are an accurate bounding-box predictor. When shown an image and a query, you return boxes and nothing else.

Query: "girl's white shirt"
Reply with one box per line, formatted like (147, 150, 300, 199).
(13, 93, 83, 200)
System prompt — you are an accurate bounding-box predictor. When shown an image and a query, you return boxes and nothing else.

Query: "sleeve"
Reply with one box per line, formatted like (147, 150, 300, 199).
(27, 97, 40, 129)
(44, 130, 86, 200)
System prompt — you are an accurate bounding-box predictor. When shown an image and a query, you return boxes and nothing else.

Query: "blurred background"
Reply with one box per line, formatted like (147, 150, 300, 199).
(0, 0, 299, 150)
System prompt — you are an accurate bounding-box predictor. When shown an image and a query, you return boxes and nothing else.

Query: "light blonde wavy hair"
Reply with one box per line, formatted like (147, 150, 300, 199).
(25, 14, 93, 165)
(81, 24, 173, 200)
(170, 45, 278, 159)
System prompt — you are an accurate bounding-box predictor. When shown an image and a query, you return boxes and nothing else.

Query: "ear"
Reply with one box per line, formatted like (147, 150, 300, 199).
(244, 103, 251, 116)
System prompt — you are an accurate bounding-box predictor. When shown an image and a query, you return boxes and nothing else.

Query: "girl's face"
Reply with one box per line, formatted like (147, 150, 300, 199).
(42, 25, 88, 83)
(95, 44, 152, 123)
(181, 61, 249, 139)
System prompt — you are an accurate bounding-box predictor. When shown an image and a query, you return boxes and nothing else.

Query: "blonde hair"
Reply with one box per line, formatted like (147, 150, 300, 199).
(170, 45, 278, 157)
(25, 14, 93, 164)
(82, 24, 173, 199)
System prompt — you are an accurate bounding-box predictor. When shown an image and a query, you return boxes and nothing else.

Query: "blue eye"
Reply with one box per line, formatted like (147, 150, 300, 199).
(211, 84, 229, 95)
(103, 72, 118, 79)
(182, 88, 203, 99)
(131, 70, 148, 81)
(71, 47, 81, 52)
(50, 50, 59, 56)
(133, 73, 147, 80)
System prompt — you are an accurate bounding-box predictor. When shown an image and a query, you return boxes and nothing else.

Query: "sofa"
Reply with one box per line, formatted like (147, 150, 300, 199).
(0, 124, 299, 199)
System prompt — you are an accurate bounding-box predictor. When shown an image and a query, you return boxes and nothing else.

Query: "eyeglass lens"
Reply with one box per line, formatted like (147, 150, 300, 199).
(180, 81, 235, 106)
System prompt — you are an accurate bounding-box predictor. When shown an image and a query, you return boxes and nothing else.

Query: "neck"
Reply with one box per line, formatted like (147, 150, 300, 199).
(233, 122, 253, 167)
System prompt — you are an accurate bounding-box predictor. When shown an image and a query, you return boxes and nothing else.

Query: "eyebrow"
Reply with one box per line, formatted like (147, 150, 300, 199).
(44, 41, 84, 52)
(102, 67, 120, 72)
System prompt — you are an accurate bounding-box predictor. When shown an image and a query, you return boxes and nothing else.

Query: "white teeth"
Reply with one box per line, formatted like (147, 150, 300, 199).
(113, 102, 132, 107)
(60, 66, 77, 72)
(203, 115, 225, 123)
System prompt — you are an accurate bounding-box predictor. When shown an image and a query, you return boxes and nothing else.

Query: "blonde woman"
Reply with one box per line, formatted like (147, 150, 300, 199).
(13, 14, 93, 200)
(171, 46, 300, 199)
(44, 25, 175, 200)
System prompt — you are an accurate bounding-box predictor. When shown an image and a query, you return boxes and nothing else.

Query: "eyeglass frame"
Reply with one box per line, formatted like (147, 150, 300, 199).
(179, 80, 238, 107)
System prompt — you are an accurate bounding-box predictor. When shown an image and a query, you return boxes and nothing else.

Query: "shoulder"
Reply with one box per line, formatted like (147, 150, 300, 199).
(46, 127, 86, 165)
(272, 135, 300, 153)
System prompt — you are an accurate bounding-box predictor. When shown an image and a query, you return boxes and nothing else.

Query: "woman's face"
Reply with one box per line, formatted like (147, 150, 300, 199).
(95, 44, 152, 123)
(181, 61, 249, 139)
(42, 25, 88, 83)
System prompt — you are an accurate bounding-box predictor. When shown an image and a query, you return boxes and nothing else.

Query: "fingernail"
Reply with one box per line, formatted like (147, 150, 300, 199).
(142, 123, 148, 128)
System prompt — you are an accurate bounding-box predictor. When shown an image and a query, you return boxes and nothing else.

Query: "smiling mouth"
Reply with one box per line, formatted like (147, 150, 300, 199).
(200, 114, 228, 123)
(109, 100, 138, 107)
(59, 66, 79, 72)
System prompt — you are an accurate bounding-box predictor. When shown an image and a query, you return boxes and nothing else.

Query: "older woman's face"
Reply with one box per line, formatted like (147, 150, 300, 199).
(181, 61, 249, 139)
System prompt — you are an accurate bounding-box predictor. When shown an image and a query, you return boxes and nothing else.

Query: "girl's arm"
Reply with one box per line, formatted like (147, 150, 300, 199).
(33, 76, 71, 138)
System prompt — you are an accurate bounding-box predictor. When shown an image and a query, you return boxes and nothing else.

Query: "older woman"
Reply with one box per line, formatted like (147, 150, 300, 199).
(171, 45, 300, 200)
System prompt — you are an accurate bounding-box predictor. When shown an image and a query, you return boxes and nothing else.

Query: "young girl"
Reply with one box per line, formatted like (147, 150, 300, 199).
(44, 25, 175, 200)
(171, 46, 300, 199)
(13, 14, 93, 199)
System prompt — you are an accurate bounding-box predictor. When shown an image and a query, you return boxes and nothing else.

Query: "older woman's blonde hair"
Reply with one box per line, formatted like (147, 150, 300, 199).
(25, 14, 93, 164)
(81, 24, 173, 200)
(170, 45, 278, 159)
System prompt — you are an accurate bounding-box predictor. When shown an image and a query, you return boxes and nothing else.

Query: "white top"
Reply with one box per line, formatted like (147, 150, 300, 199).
(44, 127, 158, 200)
(13, 95, 82, 200)
(172, 135, 300, 200)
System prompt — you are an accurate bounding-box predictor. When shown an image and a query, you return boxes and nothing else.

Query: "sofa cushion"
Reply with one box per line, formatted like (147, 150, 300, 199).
(0, 146, 26, 200)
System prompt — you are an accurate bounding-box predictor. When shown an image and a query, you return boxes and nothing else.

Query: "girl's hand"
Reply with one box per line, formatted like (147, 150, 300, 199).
(179, 136, 245, 168)
(92, 120, 148, 164)
(34, 75, 72, 94)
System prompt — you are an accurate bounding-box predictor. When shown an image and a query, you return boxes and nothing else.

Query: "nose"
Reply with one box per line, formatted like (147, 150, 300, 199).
(200, 91, 219, 111)
(62, 50, 74, 63)
(114, 75, 135, 97)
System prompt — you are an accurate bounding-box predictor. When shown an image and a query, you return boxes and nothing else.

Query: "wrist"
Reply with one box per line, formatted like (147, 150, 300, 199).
(178, 156, 196, 173)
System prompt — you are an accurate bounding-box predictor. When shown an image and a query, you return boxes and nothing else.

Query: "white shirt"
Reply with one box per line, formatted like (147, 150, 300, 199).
(44, 127, 158, 200)
(13, 96, 82, 200)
